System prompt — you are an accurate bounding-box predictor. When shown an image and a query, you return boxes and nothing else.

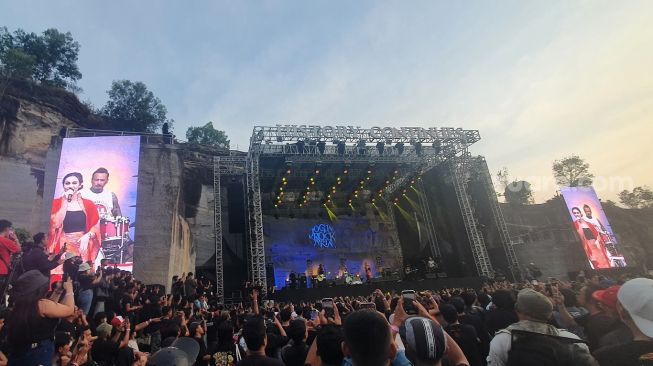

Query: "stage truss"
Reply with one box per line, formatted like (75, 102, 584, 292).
(212, 155, 246, 302)
(243, 125, 502, 289)
(471, 157, 521, 281)
(449, 154, 494, 278)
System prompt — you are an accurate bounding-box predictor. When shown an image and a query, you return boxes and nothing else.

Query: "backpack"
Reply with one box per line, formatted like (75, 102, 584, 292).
(507, 329, 590, 366)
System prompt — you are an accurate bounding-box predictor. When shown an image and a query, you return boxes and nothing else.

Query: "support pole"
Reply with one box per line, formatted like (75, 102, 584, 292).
(450, 155, 493, 278)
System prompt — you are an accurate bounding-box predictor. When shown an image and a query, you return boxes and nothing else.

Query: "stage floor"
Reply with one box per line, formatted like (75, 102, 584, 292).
(268, 276, 483, 303)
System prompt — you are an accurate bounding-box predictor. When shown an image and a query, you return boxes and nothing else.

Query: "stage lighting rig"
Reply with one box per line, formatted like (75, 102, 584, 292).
(395, 142, 404, 155)
(296, 140, 305, 154)
(433, 141, 442, 154)
(357, 139, 367, 156)
(414, 142, 423, 156)
(376, 142, 385, 155)
(336, 140, 346, 155)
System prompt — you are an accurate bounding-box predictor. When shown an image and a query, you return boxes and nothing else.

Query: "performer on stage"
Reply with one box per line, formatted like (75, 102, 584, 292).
(48, 172, 101, 263)
(426, 256, 437, 272)
(364, 262, 372, 283)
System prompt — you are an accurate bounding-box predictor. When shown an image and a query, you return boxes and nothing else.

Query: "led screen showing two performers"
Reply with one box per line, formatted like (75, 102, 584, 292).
(264, 215, 402, 290)
(48, 136, 140, 272)
(560, 187, 626, 269)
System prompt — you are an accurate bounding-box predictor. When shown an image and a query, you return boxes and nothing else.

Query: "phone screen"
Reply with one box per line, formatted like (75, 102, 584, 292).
(402, 290, 416, 314)
(322, 298, 334, 318)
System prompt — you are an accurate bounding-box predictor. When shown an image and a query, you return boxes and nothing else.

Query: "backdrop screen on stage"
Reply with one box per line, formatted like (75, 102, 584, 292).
(264, 215, 402, 289)
(560, 187, 627, 269)
(48, 136, 140, 272)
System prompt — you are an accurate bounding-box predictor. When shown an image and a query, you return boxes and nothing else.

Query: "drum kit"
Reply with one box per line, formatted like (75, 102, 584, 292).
(99, 215, 131, 263)
(344, 273, 363, 285)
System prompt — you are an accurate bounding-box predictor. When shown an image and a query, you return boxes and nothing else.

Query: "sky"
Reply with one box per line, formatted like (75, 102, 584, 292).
(2, 0, 651, 203)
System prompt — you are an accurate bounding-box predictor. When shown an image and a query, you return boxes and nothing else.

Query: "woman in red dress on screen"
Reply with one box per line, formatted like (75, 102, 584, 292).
(48, 172, 101, 264)
(571, 207, 610, 269)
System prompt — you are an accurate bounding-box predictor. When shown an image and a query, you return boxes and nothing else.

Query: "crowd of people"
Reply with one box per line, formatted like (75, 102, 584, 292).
(1, 218, 653, 366)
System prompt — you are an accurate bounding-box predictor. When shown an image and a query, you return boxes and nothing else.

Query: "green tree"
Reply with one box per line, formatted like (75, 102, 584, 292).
(0, 27, 81, 89)
(101, 80, 169, 133)
(185, 122, 230, 148)
(14, 227, 31, 244)
(618, 186, 653, 209)
(504, 180, 534, 205)
(552, 155, 594, 187)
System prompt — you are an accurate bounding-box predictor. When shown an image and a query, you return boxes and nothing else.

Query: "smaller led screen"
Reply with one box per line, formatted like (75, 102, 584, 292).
(560, 186, 627, 269)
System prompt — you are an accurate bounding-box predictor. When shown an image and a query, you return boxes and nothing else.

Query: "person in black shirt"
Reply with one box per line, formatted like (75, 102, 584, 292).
(21, 232, 65, 278)
(190, 321, 211, 366)
(237, 316, 284, 366)
(441, 303, 482, 366)
(484, 289, 518, 337)
(281, 319, 309, 366)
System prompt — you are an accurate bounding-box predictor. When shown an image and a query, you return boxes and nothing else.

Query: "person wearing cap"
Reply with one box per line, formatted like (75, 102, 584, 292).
(147, 337, 200, 366)
(486, 288, 597, 366)
(591, 285, 634, 349)
(91, 316, 131, 365)
(593, 278, 653, 366)
(389, 297, 469, 366)
(76, 261, 97, 316)
(20, 232, 65, 278)
(5, 270, 76, 365)
(576, 283, 620, 350)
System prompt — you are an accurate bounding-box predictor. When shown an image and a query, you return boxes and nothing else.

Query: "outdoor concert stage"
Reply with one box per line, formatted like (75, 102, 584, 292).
(269, 277, 483, 303)
(211, 125, 523, 302)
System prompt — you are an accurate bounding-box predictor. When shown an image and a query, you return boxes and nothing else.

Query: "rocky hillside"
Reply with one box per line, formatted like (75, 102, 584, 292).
(0, 79, 106, 167)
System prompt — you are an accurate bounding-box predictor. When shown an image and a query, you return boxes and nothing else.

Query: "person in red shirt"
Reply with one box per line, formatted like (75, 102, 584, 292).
(0, 219, 22, 293)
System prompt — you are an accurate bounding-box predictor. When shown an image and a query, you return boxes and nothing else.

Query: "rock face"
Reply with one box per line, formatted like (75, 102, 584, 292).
(132, 144, 195, 289)
(0, 87, 82, 233)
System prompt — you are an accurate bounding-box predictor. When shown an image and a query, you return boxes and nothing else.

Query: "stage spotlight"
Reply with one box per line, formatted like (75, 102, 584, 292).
(376, 142, 385, 155)
(395, 142, 404, 155)
(317, 141, 326, 154)
(282, 177, 286, 181)
(337, 141, 346, 155)
(357, 140, 367, 156)
(315, 169, 320, 174)
(296, 140, 305, 154)
(286, 169, 292, 174)
(414, 142, 423, 156)
(433, 141, 442, 154)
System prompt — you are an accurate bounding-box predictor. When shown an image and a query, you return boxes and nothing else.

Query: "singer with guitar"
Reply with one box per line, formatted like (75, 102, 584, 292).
(48, 172, 101, 264)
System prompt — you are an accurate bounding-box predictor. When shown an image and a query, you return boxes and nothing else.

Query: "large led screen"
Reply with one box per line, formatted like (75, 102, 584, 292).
(48, 136, 140, 272)
(560, 187, 626, 269)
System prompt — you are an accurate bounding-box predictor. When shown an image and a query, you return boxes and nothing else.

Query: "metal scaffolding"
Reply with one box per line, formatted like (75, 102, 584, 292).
(213, 156, 247, 302)
(416, 179, 442, 259)
(213, 157, 223, 302)
(472, 157, 521, 281)
(450, 155, 493, 278)
(246, 149, 267, 291)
